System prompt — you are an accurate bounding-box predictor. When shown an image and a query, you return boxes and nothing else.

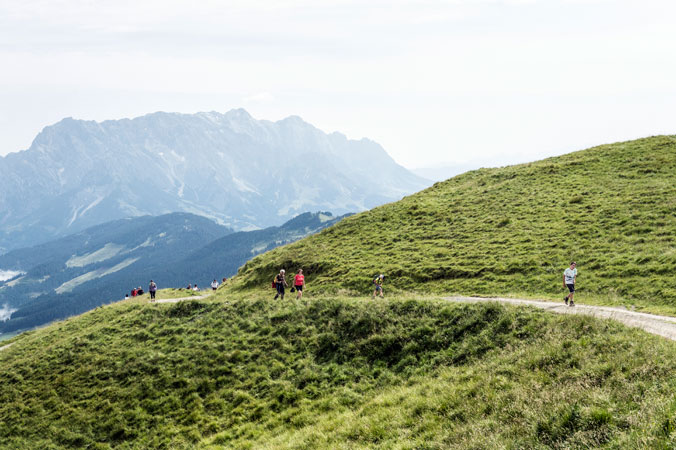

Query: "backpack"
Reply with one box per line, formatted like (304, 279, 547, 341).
(272, 279, 276, 289)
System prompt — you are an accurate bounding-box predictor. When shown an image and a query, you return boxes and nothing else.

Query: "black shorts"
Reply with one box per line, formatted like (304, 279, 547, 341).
(294, 285, 303, 291)
(566, 284, 575, 293)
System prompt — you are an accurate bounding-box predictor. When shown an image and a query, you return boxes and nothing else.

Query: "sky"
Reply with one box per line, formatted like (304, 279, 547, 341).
(1, 0, 675, 172)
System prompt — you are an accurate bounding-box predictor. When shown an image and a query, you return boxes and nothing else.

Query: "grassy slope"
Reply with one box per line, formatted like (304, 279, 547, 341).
(228, 136, 676, 314)
(1, 293, 676, 449)
(3, 137, 676, 449)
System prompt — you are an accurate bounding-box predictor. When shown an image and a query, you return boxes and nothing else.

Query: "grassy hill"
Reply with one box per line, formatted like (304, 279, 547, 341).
(1, 293, 676, 449)
(228, 136, 676, 313)
(2, 136, 676, 449)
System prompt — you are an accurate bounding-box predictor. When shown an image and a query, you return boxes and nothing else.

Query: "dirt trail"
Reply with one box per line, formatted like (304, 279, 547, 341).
(445, 296, 676, 341)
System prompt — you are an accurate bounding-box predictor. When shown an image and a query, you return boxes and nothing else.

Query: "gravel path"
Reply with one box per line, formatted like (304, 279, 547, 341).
(445, 296, 676, 341)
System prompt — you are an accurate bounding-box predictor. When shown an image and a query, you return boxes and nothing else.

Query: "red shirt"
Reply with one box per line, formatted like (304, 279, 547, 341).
(294, 274, 304, 286)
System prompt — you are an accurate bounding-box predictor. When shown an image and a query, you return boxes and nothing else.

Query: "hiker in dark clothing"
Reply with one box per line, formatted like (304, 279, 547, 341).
(149, 280, 157, 301)
(274, 269, 288, 300)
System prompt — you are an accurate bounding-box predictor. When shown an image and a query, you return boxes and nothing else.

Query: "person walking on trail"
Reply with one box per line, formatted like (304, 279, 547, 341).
(211, 279, 219, 290)
(274, 269, 288, 300)
(563, 261, 577, 306)
(373, 274, 384, 298)
(149, 280, 157, 301)
(294, 269, 306, 299)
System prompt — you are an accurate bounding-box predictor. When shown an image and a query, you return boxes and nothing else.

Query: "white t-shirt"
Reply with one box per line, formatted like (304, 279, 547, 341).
(564, 267, 577, 284)
(211, 281, 218, 289)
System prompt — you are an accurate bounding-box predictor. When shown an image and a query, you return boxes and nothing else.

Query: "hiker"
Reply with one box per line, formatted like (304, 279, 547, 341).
(187, 284, 192, 290)
(131, 288, 137, 297)
(563, 261, 577, 306)
(211, 279, 219, 290)
(293, 269, 306, 299)
(373, 274, 384, 298)
(137, 286, 144, 296)
(222, 277, 227, 284)
(149, 280, 157, 301)
(193, 284, 200, 292)
(274, 269, 288, 300)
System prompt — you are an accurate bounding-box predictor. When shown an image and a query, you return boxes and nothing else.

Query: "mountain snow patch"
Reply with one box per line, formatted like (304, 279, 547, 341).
(231, 176, 259, 194)
(0, 270, 24, 282)
(130, 237, 153, 251)
(66, 243, 126, 268)
(56, 257, 140, 294)
(67, 195, 105, 227)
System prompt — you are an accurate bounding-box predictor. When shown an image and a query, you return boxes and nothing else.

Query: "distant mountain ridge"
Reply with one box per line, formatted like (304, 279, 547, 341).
(0, 109, 429, 253)
(0, 211, 347, 333)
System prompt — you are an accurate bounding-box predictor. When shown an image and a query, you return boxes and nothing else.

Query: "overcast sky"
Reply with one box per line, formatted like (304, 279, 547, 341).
(1, 0, 675, 170)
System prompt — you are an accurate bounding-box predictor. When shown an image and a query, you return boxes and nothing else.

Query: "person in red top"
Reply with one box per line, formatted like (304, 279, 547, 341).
(294, 269, 306, 299)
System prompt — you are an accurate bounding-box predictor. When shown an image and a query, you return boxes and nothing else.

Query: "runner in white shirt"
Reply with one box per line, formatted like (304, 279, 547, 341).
(563, 262, 577, 306)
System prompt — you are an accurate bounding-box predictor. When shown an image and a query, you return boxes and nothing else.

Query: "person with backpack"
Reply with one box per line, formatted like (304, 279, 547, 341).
(149, 280, 157, 301)
(563, 262, 577, 306)
(274, 269, 288, 300)
(293, 269, 306, 299)
(372, 274, 384, 298)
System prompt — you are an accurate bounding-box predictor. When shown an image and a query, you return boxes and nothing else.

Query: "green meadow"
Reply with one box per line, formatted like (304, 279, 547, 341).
(1, 295, 676, 449)
(229, 136, 676, 314)
(2, 136, 676, 448)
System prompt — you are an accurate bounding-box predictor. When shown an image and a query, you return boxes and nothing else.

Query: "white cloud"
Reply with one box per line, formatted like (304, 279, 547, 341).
(244, 92, 275, 104)
(0, 304, 17, 322)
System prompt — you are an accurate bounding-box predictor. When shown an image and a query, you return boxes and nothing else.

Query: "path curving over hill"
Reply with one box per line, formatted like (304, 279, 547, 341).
(4, 295, 676, 354)
(445, 296, 676, 341)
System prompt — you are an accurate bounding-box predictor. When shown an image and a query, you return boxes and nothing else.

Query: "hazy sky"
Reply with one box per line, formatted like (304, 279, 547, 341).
(1, 0, 675, 169)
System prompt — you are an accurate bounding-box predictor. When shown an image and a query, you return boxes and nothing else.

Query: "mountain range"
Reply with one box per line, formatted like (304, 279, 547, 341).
(0, 211, 347, 333)
(0, 109, 429, 253)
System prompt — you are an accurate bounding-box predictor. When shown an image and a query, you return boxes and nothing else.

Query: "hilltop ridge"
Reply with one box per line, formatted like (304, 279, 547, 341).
(228, 135, 676, 312)
(1, 294, 676, 448)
